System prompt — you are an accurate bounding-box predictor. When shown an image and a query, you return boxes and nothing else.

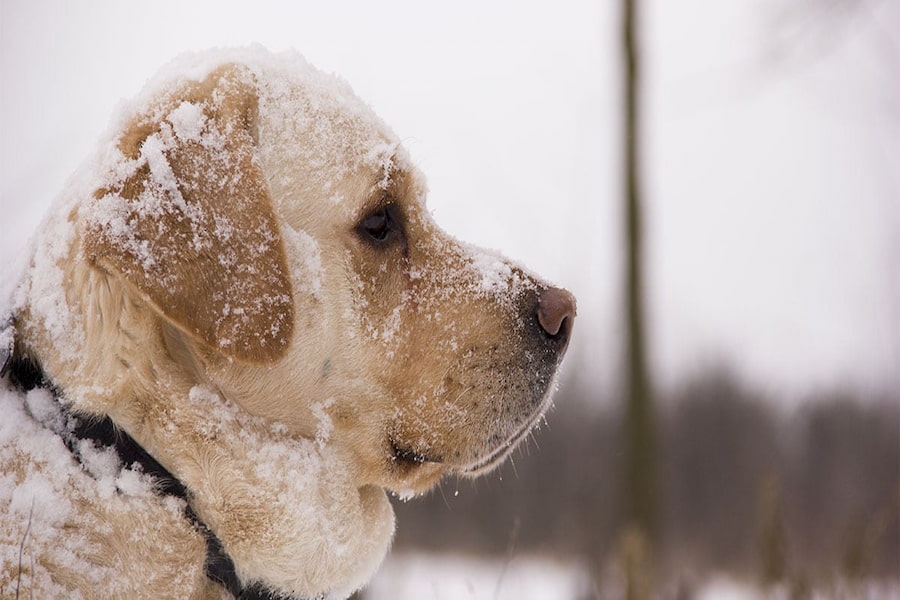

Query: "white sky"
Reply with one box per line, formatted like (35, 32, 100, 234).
(1, 0, 897, 405)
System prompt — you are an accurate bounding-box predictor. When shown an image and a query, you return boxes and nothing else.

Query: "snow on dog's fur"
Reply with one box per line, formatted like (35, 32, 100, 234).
(0, 47, 575, 599)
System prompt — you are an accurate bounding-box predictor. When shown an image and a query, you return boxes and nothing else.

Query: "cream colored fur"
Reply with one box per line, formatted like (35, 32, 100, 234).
(1, 47, 573, 599)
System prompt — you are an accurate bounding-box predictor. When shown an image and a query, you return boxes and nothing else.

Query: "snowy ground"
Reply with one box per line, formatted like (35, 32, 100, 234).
(362, 553, 899, 600)
(364, 554, 593, 600)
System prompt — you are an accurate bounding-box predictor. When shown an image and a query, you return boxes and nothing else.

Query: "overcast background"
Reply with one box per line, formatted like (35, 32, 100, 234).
(1, 0, 897, 406)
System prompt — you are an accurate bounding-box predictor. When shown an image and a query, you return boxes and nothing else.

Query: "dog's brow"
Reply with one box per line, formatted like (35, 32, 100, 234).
(363, 167, 408, 212)
(375, 159, 400, 190)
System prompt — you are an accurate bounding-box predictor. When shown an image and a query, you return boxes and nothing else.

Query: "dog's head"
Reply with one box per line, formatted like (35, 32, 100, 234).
(81, 52, 574, 495)
(24, 48, 574, 596)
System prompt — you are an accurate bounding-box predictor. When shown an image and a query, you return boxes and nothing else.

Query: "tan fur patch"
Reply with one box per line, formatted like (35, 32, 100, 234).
(83, 66, 293, 364)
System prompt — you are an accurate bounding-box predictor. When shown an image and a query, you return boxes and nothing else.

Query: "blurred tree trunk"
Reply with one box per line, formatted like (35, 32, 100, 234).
(758, 473, 788, 585)
(621, 0, 657, 543)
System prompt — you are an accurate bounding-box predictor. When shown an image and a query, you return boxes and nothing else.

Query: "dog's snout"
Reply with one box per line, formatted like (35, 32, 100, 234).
(536, 287, 576, 345)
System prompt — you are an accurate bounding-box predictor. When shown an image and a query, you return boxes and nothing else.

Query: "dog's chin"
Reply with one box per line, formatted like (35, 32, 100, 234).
(385, 462, 448, 498)
(458, 394, 552, 478)
(383, 383, 557, 495)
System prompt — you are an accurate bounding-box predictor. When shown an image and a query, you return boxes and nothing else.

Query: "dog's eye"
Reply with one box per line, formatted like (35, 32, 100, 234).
(357, 204, 402, 246)
(362, 211, 390, 241)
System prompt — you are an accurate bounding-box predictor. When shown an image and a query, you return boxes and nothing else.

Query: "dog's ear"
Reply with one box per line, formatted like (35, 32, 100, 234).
(83, 65, 294, 364)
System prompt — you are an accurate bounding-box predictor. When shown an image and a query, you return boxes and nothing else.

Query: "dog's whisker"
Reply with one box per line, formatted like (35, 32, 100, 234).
(437, 481, 453, 510)
(509, 456, 520, 480)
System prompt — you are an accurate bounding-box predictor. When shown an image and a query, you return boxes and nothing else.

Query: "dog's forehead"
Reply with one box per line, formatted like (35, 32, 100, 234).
(132, 48, 407, 216)
(250, 56, 410, 214)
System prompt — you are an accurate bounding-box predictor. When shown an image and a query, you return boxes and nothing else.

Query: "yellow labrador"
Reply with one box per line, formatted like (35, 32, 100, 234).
(0, 47, 575, 599)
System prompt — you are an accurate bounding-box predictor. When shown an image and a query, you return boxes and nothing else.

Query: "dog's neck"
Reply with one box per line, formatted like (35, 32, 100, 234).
(11, 248, 395, 596)
(1, 329, 299, 600)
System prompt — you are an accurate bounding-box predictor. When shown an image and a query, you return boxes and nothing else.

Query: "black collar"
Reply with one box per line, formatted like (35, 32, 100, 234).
(1, 328, 295, 600)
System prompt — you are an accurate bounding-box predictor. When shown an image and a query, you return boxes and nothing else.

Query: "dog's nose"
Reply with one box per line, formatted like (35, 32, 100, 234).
(536, 287, 576, 347)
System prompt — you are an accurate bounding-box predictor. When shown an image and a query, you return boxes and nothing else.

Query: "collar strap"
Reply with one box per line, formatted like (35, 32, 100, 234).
(1, 331, 296, 600)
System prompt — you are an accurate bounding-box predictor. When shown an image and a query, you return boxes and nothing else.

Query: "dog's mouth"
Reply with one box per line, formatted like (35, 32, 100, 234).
(389, 439, 444, 467)
(457, 400, 549, 477)
(387, 383, 555, 482)
(387, 405, 543, 477)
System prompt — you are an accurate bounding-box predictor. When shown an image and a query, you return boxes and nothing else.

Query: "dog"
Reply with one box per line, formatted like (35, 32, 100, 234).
(0, 47, 575, 599)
